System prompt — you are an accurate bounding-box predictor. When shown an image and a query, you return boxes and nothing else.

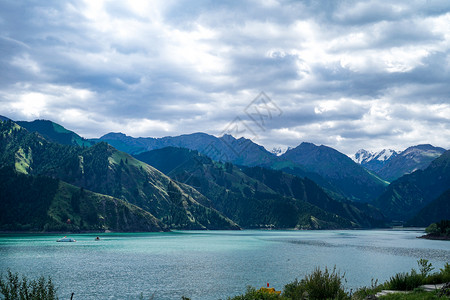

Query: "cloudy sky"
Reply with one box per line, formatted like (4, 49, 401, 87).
(1, 0, 450, 155)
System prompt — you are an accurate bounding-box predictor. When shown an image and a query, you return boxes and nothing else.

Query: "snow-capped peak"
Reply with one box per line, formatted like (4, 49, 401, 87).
(271, 147, 290, 156)
(374, 149, 397, 162)
(352, 149, 374, 164)
(352, 149, 398, 164)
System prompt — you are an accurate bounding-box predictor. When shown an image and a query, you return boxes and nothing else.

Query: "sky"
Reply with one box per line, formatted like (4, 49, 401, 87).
(1, 0, 450, 155)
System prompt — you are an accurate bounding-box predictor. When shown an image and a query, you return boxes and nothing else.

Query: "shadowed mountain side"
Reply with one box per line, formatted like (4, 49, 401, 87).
(242, 167, 386, 228)
(134, 147, 386, 228)
(281, 142, 388, 202)
(0, 121, 238, 230)
(0, 166, 165, 232)
(407, 189, 450, 227)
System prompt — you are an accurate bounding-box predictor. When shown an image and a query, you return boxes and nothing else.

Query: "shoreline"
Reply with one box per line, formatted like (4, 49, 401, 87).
(418, 234, 450, 241)
(0, 227, 426, 235)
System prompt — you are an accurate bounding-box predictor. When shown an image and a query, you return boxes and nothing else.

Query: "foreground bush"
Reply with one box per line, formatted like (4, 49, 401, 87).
(229, 266, 349, 300)
(353, 260, 450, 299)
(0, 270, 57, 300)
(423, 263, 450, 285)
(385, 269, 424, 291)
(283, 266, 348, 300)
(385, 260, 450, 291)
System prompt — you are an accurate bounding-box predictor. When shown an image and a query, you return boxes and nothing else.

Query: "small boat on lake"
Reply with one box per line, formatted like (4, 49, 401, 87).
(57, 236, 76, 242)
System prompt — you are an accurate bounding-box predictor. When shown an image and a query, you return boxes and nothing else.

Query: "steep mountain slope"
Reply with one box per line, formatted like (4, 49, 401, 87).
(16, 119, 95, 147)
(135, 147, 386, 228)
(375, 144, 446, 182)
(0, 166, 164, 232)
(281, 142, 387, 202)
(99, 132, 278, 167)
(352, 149, 398, 173)
(407, 189, 450, 227)
(0, 121, 238, 230)
(374, 150, 450, 221)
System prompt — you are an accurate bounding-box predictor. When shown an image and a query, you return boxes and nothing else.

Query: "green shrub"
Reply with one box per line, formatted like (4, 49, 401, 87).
(439, 262, 450, 282)
(353, 278, 384, 299)
(283, 266, 349, 300)
(385, 269, 424, 291)
(0, 270, 58, 300)
(421, 262, 450, 285)
(425, 223, 439, 235)
(417, 259, 434, 277)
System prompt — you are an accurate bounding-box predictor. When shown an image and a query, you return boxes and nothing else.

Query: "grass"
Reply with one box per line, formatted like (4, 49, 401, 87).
(0, 269, 57, 300)
(352, 261, 450, 300)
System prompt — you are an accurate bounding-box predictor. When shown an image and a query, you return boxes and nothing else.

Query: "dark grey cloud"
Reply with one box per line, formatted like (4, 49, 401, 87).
(0, 0, 449, 155)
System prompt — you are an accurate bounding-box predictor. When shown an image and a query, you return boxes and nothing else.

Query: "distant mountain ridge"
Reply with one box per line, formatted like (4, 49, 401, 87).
(99, 132, 278, 167)
(352, 149, 398, 164)
(353, 145, 446, 182)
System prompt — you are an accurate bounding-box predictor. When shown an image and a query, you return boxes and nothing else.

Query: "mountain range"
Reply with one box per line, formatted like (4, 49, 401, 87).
(134, 147, 385, 229)
(100, 132, 388, 203)
(1, 116, 449, 230)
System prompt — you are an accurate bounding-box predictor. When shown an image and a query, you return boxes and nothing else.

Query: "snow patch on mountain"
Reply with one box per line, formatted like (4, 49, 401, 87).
(271, 147, 290, 156)
(352, 149, 398, 164)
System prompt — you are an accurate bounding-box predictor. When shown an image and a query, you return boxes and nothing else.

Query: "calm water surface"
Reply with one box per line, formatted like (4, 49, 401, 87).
(0, 230, 449, 299)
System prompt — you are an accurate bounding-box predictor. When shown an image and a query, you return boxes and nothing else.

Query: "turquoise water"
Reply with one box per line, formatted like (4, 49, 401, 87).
(0, 230, 449, 299)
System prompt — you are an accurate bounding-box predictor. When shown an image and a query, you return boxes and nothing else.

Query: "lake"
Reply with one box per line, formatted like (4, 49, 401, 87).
(0, 230, 448, 299)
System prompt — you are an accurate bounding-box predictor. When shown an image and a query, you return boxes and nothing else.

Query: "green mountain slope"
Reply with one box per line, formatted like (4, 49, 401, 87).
(374, 150, 450, 221)
(16, 119, 95, 147)
(0, 166, 164, 232)
(135, 147, 386, 228)
(0, 121, 238, 230)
